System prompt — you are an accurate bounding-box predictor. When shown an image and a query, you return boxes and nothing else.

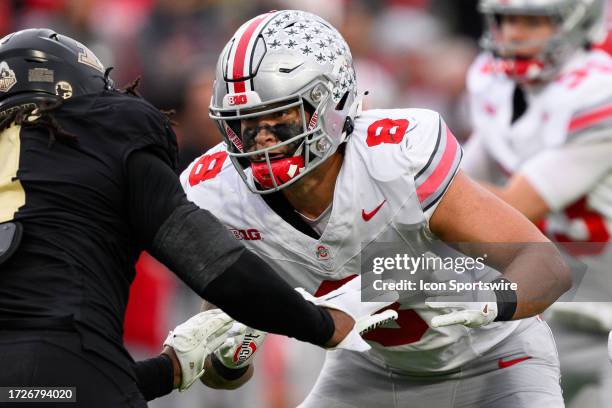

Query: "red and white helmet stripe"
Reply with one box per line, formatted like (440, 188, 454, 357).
(225, 11, 277, 94)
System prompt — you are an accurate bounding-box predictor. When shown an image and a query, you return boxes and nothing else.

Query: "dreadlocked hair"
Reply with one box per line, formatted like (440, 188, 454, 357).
(0, 99, 78, 148)
(121, 76, 141, 97)
(119, 76, 176, 125)
(160, 108, 178, 126)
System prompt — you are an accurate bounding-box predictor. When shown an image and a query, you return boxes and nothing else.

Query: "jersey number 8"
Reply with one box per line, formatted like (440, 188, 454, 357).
(366, 119, 410, 147)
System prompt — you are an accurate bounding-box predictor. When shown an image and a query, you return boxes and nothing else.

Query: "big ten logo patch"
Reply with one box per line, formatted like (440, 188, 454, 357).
(230, 228, 262, 241)
(228, 94, 248, 106)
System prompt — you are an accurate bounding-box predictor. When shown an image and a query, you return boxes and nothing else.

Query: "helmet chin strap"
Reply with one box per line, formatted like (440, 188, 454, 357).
(350, 91, 366, 118)
(341, 91, 366, 140)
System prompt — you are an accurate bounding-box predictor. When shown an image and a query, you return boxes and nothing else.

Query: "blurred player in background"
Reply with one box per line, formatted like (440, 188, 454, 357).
(0, 28, 385, 407)
(462, 0, 612, 406)
(182, 10, 571, 407)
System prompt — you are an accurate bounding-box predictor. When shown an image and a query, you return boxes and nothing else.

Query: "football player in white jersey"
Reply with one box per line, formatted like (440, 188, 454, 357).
(182, 10, 571, 407)
(462, 0, 612, 406)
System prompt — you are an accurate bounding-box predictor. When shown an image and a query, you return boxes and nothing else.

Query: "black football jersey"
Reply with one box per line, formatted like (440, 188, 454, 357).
(0, 91, 178, 372)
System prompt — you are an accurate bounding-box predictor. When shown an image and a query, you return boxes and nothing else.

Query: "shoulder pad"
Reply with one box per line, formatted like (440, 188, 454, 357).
(180, 143, 253, 221)
(181, 142, 235, 191)
(557, 51, 612, 145)
(350, 109, 462, 212)
(92, 92, 171, 134)
(466, 53, 507, 95)
(58, 91, 179, 168)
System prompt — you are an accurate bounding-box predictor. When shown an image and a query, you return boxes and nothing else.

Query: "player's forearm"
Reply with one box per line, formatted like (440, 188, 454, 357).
(430, 173, 571, 320)
(200, 354, 254, 390)
(201, 250, 341, 346)
(501, 242, 571, 319)
(132, 351, 176, 401)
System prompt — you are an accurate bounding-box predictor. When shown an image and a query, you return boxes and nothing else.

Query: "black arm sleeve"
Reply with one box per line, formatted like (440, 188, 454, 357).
(203, 249, 335, 346)
(127, 150, 245, 291)
(132, 355, 174, 401)
(126, 148, 190, 247)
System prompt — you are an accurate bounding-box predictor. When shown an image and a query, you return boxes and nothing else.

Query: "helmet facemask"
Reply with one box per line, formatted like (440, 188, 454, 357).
(211, 79, 347, 193)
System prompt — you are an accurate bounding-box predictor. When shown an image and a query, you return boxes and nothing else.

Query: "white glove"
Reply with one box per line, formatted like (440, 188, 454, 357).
(214, 322, 266, 369)
(426, 289, 498, 329)
(164, 309, 234, 391)
(296, 275, 399, 352)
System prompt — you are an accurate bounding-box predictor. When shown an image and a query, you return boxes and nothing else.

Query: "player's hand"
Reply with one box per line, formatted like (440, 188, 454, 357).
(213, 323, 266, 369)
(163, 309, 234, 391)
(426, 289, 498, 329)
(296, 275, 399, 352)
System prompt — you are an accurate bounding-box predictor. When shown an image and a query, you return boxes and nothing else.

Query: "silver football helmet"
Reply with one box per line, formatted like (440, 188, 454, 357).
(479, 0, 606, 82)
(209, 10, 359, 194)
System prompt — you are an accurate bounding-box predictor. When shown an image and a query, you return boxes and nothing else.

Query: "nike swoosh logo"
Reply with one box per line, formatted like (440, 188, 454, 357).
(362, 200, 387, 222)
(279, 62, 304, 73)
(498, 356, 531, 369)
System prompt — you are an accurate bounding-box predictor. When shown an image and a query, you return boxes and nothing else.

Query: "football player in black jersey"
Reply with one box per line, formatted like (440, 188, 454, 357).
(0, 29, 387, 407)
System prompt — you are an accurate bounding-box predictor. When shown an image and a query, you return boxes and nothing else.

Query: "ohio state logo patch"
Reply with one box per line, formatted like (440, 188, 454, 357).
(316, 245, 329, 259)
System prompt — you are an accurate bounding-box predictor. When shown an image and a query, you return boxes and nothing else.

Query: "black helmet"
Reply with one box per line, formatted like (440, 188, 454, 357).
(0, 28, 113, 115)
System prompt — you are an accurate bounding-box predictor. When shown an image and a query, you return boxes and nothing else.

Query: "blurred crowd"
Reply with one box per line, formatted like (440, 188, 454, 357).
(1, 0, 483, 165)
(5, 1, 610, 407)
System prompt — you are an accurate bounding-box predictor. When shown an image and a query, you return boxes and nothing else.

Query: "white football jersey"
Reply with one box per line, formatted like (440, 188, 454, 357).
(464, 49, 612, 300)
(465, 50, 612, 242)
(181, 108, 522, 374)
